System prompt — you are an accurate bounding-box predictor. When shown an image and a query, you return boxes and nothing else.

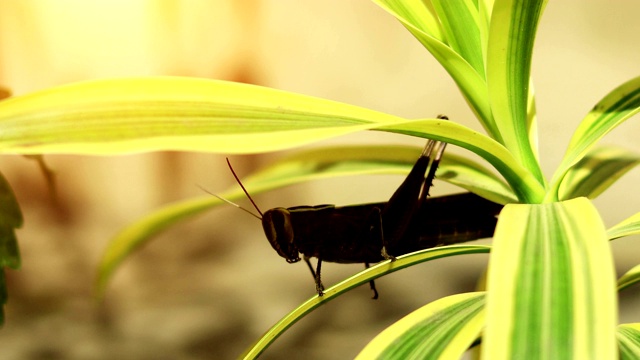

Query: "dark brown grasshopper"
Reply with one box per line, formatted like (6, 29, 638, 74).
(224, 138, 503, 298)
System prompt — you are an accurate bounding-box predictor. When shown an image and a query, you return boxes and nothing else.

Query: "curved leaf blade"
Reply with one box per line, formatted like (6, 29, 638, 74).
(96, 145, 512, 294)
(356, 292, 485, 360)
(240, 245, 492, 360)
(549, 76, 640, 201)
(617, 264, 640, 292)
(371, 0, 499, 139)
(0, 77, 536, 200)
(377, 120, 544, 202)
(608, 212, 640, 241)
(618, 324, 640, 360)
(483, 197, 617, 359)
(486, 0, 547, 184)
(560, 146, 640, 200)
(372, 0, 445, 41)
(431, 0, 485, 78)
(438, 154, 517, 204)
(0, 77, 402, 155)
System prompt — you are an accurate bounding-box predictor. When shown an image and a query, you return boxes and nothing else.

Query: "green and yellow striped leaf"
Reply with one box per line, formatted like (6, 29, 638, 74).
(607, 211, 640, 241)
(559, 146, 640, 200)
(0, 77, 402, 155)
(0, 77, 544, 200)
(483, 197, 617, 359)
(549, 76, 640, 201)
(486, 0, 547, 183)
(356, 292, 485, 360)
(240, 245, 491, 360)
(371, 0, 498, 138)
(617, 264, 640, 292)
(618, 324, 640, 360)
(431, 0, 485, 78)
(378, 120, 544, 202)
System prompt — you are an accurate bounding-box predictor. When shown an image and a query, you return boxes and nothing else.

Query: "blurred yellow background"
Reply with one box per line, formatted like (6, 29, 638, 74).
(0, 1, 639, 359)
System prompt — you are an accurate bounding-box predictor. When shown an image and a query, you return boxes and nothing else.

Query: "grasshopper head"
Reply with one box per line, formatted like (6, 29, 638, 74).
(262, 208, 300, 263)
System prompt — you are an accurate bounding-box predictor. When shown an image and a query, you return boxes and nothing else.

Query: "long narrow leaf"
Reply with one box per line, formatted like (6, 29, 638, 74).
(373, 0, 445, 41)
(486, 0, 547, 183)
(618, 324, 640, 360)
(483, 197, 617, 359)
(240, 245, 491, 360)
(371, 0, 499, 139)
(356, 292, 485, 360)
(607, 211, 640, 241)
(96, 145, 512, 294)
(559, 146, 640, 200)
(549, 76, 640, 201)
(377, 120, 544, 202)
(0, 77, 536, 199)
(0, 77, 404, 155)
(617, 264, 640, 292)
(431, 0, 485, 78)
(477, 0, 493, 61)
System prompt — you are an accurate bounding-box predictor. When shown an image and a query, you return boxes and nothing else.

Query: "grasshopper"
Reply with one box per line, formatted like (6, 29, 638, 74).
(223, 137, 502, 298)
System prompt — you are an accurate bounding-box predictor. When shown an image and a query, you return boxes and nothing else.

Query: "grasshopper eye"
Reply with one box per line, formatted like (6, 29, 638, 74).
(262, 208, 300, 263)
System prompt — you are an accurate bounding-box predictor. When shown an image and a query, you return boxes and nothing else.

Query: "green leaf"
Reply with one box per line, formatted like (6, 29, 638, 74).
(618, 324, 640, 360)
(356, 292, 485, 360)
(240, 245, 491, 360)
(486, 0, 547, 184)
(0, 77, 404, 155)
(377, 120, 544, 202)
(617, 264, 640, 292)
(438, 153, 517, 204)
(371, 0, 499, 139)
(96, 145, 511, 294)
(0, 77, 536, 199)
(478, 0, 494, 61)
(373, 0, 445, 41)
(559, 146, 640, 200)
(549, 76, 640, 201)
(431, 0, 485, 78)
(607, 212, 640, 241)
(483, 197, 617, 359)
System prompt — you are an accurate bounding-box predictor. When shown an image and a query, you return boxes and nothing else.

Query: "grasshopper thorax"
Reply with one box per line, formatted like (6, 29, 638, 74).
(262, 208, 301, 263)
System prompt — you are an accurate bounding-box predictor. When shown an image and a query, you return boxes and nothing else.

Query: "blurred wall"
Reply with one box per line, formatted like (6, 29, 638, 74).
(0, 1, 639, 359)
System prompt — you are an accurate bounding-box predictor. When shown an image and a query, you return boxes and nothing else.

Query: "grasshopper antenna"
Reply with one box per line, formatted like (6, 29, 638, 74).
(196, 184, 262, 220)
(226, 158, 264, 218)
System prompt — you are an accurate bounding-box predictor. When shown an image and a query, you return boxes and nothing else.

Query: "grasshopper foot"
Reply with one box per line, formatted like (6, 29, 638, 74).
(381, 246, 396, 262)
